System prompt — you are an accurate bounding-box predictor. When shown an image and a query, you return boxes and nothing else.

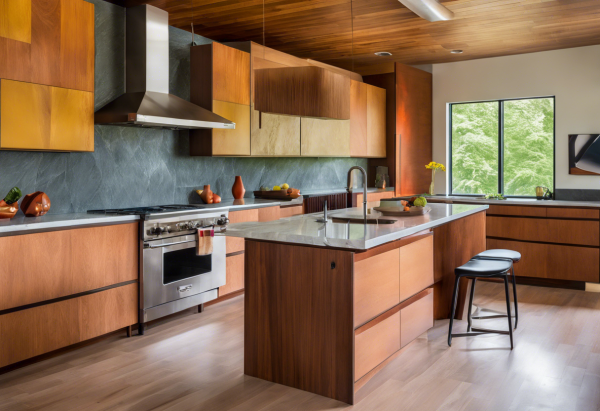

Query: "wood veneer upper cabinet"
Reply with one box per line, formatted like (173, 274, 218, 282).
(350, 80, 367, 157)
(190, 42, 251, 156)
(255, 66, 350, 120)
(0, 0, 94, 93)
(0, 223, 138, 311)
(300, 117, 350, 157)
(367, 84, 386, 158)
(395, 63, 432, 195)
(0, 79, 94, 151)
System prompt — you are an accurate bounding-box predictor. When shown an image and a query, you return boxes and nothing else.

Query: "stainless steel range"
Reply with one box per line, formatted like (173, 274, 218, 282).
(89, 205, 229, 334)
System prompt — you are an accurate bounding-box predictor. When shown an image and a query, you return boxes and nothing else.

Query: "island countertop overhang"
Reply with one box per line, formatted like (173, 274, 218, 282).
(220, 203, 489, 250)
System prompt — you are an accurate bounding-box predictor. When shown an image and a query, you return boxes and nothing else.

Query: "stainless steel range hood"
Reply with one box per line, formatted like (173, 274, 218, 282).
(95, 5, 235, 130)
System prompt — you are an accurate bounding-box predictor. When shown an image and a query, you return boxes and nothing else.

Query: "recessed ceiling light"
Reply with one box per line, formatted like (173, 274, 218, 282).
(450, 49, 463, 54)
(374, 51, 393, 57)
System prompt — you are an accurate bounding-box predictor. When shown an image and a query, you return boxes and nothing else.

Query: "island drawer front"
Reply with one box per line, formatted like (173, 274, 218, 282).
(220, 253, 245, 296)
(354, 248, 400, 327)
(0, 222, 138, 311)
(354, 310, 400, 381)
(546, 208, 600, 220)
(399, 236, 434, 302)
(487, 239, 600, 283)
(401, 291, 434, 348)
(0, 284, 137, 368)
(487, 216, 600, 246)
(227, 209, 259, 254)
(487, 205, 547, 217)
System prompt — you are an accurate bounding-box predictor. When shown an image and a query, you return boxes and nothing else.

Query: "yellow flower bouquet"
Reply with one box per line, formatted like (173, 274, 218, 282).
(425, 162, 446, 195)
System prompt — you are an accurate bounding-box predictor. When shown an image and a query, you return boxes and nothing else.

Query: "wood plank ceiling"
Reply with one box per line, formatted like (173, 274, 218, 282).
(114, 0, 600, 73)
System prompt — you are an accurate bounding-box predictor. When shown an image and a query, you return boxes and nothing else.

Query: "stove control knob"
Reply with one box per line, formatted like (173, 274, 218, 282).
(217, 215, 229, 226)
(151, 226, 164, 235)
(187, 221, 198, 230)
(164, 226, 171, 233)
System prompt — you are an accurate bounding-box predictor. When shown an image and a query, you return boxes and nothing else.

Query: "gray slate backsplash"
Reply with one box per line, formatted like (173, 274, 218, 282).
(0, 0, 367, 214)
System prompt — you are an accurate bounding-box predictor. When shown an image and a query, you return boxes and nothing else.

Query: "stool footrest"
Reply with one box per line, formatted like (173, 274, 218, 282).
(471, 327, 510, 335)
(451, 332, 500, 337)
(472, 314, 510, 319)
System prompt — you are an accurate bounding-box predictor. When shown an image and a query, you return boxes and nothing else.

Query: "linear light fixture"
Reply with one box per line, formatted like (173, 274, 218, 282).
(398, 0, 454, 22)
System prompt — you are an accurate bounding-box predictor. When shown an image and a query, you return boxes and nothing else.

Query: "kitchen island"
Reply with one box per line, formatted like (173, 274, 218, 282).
(222, 203, 488, 404)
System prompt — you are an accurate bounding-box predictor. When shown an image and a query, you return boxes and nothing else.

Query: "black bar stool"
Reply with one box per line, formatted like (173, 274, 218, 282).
(448, 258, 514, 349)
(472, 249, 521, 329)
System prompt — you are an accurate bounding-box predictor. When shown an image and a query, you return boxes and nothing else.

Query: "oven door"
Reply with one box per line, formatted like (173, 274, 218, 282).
(142, 235, 226, 309)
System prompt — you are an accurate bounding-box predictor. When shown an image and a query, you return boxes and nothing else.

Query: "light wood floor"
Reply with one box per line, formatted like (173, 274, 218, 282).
(2, 282, 600, 411)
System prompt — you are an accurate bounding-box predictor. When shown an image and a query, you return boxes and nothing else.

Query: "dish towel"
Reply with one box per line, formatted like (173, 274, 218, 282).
(196, 228, 214, 256)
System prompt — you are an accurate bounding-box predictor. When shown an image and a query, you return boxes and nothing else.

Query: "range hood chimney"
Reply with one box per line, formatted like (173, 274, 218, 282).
(95, 5, 235, 130)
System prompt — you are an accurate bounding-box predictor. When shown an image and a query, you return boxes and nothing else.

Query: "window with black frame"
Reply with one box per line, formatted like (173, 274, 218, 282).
(450, 97, 555, 197)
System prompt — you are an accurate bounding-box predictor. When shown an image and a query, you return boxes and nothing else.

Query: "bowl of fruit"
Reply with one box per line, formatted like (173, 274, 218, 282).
(254, 184, 301, 200)
(374, 196, 431, 216)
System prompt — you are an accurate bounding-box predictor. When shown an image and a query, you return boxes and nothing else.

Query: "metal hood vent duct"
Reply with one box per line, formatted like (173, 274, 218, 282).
(398, 0, 454, 22)
(95, 5, 235, 130)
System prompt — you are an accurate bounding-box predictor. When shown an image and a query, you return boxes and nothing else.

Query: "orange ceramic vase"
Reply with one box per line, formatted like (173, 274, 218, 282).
(232, 176, 245, 199)
(200, 185, 214, 204)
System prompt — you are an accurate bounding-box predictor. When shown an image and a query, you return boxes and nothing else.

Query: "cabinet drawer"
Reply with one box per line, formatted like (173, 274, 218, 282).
(487, 216, 599, 246)
(0, 284, 137, 368)
(0, 223, 138, 311)
(280, 205, 303, 218)
(401, 291, 433, 348)
(258, 206, 280, 222)
(487, 239, 600, 283)
(399, 236, 434, 301)
(220, 253, 245, 296)
(546, 208, 599, 220)
(354, 249, 400, 327)
(487, 205, 546, 217)
(356, 191, 395, 205)
(354, 310, 400, 381)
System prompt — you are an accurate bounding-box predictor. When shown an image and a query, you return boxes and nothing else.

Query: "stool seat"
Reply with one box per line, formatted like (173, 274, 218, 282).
(455, 259, 513, 276)
(474, 249, 521, 262)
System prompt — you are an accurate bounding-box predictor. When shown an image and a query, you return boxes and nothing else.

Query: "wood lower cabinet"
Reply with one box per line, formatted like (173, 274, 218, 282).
(0, 223, 138, 311)
(220, 253, 245, 296)
(355, 310, 400, 381)
(399, 236, 434, 301)
(487, 238, 599, 283)
(355, 190, 395, 205)
(0, 284, 137, 368)
(401, 291, 433, 348)
(279, 204, 304, 218)
(0, 79, 94, 151)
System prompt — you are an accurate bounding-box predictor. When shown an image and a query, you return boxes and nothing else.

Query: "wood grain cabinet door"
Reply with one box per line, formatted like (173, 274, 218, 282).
(300, 117, 350, 157)
(399, 236, 434, 301)
(250, 107, 301, 156)
(400, 291, 433, 348)
(350, 80, 367, 157)
(366, 84, 386, 158)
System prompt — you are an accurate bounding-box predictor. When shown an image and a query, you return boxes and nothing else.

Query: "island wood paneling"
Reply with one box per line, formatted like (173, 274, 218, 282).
(400, 289, 433, 348)
(354, 248, 400, 327)
(433, 212, 486, 320)
(354, 310, 400, 381)
(255, 66, 350, 120)
(244, 240, 354, 404)
(396, 63, 432, 196)
(0, 0, 94, 92)
(399, 235, 434, 301)
(487, 238, 600, 283)
(0, 222, 138, 311)
(0, 284, 137, 368)
(487, 216, 600, 246)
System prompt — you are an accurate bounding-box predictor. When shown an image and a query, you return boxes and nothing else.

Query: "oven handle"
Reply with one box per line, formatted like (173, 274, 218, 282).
(148, 240, 194, 249)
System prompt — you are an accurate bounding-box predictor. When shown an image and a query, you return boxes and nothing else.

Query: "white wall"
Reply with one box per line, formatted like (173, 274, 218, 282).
(432, 45, 600, 194)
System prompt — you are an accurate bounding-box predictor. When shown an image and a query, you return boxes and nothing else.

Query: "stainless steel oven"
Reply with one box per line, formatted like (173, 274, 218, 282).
(139, 209, 228, 333)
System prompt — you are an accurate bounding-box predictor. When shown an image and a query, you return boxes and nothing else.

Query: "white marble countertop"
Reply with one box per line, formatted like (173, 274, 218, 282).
(406, 195, 600, 208)
(0, 197, 304, 236)
(220, 203, 488, 250)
